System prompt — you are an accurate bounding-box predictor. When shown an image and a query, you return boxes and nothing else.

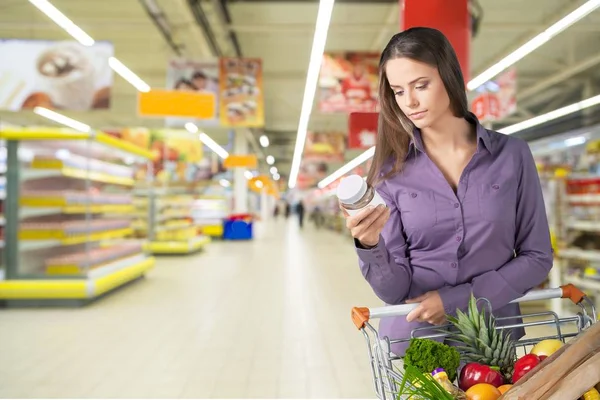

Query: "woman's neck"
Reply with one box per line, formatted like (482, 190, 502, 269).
(421, 113, 475, 152)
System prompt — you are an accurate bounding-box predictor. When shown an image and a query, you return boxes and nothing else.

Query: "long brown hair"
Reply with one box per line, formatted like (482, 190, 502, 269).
(366, 27, 470, 186)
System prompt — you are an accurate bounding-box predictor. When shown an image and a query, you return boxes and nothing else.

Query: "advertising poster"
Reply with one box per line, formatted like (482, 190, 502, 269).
(0, 39, 113, 111)
(165, 59, 219, 126)
(218, 57, 264, 127)
(471, 68, 517, 122)
(303, 131, 346, 163)
(297, 131, 346, 190)
(348, 112, 378, 149)
(149, 129, 204, 183)
(319, 52, 379, 114)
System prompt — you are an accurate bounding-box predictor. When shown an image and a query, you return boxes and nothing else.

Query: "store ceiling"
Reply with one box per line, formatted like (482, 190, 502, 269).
(1, 0, 600, 181)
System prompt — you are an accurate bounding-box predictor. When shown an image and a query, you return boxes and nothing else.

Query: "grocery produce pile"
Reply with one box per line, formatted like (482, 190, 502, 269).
(395, 294, 600, 400)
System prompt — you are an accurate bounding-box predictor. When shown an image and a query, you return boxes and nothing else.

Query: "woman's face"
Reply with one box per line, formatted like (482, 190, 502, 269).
(385, 57, 451, 129)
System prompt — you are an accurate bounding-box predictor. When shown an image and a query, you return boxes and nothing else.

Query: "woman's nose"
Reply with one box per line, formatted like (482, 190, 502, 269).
(405, 91, 418, 108)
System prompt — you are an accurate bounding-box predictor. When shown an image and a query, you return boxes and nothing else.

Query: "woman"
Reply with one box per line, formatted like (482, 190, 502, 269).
(344, 27, 553, 355)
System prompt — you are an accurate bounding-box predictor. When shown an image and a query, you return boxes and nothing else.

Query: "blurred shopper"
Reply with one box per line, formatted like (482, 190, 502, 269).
(296, 201, 305, 229)
(341, 27, 552, 356)
(284, 202, 291, 219)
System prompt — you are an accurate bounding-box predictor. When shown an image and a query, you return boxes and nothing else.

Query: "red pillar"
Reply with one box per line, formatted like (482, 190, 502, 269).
(400, 0, 470, 83)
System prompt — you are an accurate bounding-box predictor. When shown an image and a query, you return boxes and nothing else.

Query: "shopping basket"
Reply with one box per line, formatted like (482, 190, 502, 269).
(351, 284, 597, 400)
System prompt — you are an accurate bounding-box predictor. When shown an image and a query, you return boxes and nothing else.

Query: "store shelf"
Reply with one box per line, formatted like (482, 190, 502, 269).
(567, 194, 600, 205)
(0, 256, 155, 300)
(0, 215, 4, 226)
(559, 248, 600, 262)
(0, 128, 155, 160)
(566, 220, 600, 232)
(45, 244, 144, 275)
(25, 164, 135, 186)
(146, 235, 210, 254)
(19, 227, 133, 246)
(202, 225, 224, 237)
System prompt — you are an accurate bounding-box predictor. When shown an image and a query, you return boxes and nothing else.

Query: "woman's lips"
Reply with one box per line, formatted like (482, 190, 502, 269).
(409, 111, 427, 120)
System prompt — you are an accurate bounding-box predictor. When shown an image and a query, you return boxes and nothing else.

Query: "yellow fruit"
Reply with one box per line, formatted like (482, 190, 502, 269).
(497, 384, 513, 394)
(466, 383, 502, 400)
(530, 339, 563, 358)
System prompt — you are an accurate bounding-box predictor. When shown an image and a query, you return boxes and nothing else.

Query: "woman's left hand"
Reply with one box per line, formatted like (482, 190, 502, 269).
(405, 291, 447, 325)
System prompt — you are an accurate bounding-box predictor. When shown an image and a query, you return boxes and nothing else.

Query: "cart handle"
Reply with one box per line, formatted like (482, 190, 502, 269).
(351, 284, 587, 330)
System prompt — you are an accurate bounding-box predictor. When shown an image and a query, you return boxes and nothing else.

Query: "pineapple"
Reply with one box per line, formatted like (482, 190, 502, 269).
(445, 293, 517, 381)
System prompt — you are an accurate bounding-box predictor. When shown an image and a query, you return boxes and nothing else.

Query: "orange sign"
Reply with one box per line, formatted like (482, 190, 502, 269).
(138, 89, 216, 119)
(223, 154, 258, 169)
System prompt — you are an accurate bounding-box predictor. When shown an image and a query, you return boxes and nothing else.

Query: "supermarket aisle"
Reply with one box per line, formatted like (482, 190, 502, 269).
(0, 219, 381, 399)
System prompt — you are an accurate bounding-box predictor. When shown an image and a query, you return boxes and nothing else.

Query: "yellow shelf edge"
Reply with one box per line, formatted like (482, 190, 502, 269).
(19, 227, 133, 244)
(0, 257, 155, 300)
(95, 131, 155, 160)
(0, 128, 155, 160)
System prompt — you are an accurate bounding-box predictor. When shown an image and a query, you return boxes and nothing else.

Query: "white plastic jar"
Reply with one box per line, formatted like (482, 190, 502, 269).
(336, 174, 386, 216)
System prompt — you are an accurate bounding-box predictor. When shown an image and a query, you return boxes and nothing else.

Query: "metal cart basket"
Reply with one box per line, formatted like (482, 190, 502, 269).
(351, 284, 596, 400)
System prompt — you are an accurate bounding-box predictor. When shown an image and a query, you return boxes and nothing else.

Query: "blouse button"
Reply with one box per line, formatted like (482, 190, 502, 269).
(451, 262, 458, 268)
(456, 236, 462, 242)
(492, 184, 500, 190)
(454, 203, 460, 208)
(411, 193, 417, 198)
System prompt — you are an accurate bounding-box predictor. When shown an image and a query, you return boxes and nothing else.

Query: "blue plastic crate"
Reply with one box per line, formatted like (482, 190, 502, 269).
(223, 220, 253, 240)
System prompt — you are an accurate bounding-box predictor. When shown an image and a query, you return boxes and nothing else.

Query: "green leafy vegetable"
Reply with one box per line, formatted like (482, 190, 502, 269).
(395, 364, 454, 400)
(403, 338, 461, 382)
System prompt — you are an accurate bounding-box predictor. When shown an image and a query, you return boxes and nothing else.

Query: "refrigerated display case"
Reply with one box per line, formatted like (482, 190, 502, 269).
(0, 127, 156, 305)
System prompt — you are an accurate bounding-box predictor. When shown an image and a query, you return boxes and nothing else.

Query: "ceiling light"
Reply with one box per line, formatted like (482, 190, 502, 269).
(288, 0, 335, 189)
(259, 135, 269, 147)
(185, 123, 198, 133)
(564, 136, 587, 147)
(467, 0, 600, 91)
(219, 179, 231, 187)
(256, 180, 264, 189)
(498, 93, 600, 134)
(270, 166, 278, 175)
(266, 155, 275, 165)
(318, 146, 374, 189)
(244, 170, 254, 180)
(199, 132, 229, 159)
(28, 0, 95, 46)
(109, 57, 151, 93)
(273, 173, 280, 181)
(33, 107, 90, 132)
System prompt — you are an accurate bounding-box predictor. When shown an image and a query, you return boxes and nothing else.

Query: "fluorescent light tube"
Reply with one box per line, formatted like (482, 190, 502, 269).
(29, 0, 95, 46)
(318, 146, 374, 189)
(33, 107, 90, 132)
(468, 0, 600, 91)
(499, 93, 600, 134)
(198, 133, 229, 159)
(288, 0, 335, 189)
(109, 57, 151, 93)
(185, 123, 199, 133)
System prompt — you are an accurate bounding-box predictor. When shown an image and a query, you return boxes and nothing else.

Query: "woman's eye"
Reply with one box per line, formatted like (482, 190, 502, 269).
(416, 83, 429, 90)
(394, 90, 404, 96)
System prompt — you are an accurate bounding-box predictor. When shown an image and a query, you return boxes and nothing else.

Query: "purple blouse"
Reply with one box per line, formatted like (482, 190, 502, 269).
(355, 115, 553, 355)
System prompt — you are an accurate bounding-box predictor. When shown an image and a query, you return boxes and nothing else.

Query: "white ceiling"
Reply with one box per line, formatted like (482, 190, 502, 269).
(1, 0, 600, 180)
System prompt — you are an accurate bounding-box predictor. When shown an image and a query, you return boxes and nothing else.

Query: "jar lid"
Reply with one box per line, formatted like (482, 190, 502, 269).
(336, 174, 367, 204)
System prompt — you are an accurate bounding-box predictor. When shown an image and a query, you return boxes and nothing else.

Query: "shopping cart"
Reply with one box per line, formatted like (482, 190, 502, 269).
(351, 284, 597, 400)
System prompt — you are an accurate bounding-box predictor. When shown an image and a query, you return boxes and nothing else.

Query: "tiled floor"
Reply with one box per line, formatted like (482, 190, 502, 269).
(0, 218, 586, 398)
(0, 219, 381, 399)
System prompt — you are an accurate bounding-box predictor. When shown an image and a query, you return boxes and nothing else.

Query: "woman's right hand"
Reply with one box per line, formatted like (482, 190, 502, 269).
(341, 204, 391, 247)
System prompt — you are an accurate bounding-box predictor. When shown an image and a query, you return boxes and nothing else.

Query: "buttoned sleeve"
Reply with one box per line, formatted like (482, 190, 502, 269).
(438, 139, 553, 314)
(355, 180, 413, 305)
